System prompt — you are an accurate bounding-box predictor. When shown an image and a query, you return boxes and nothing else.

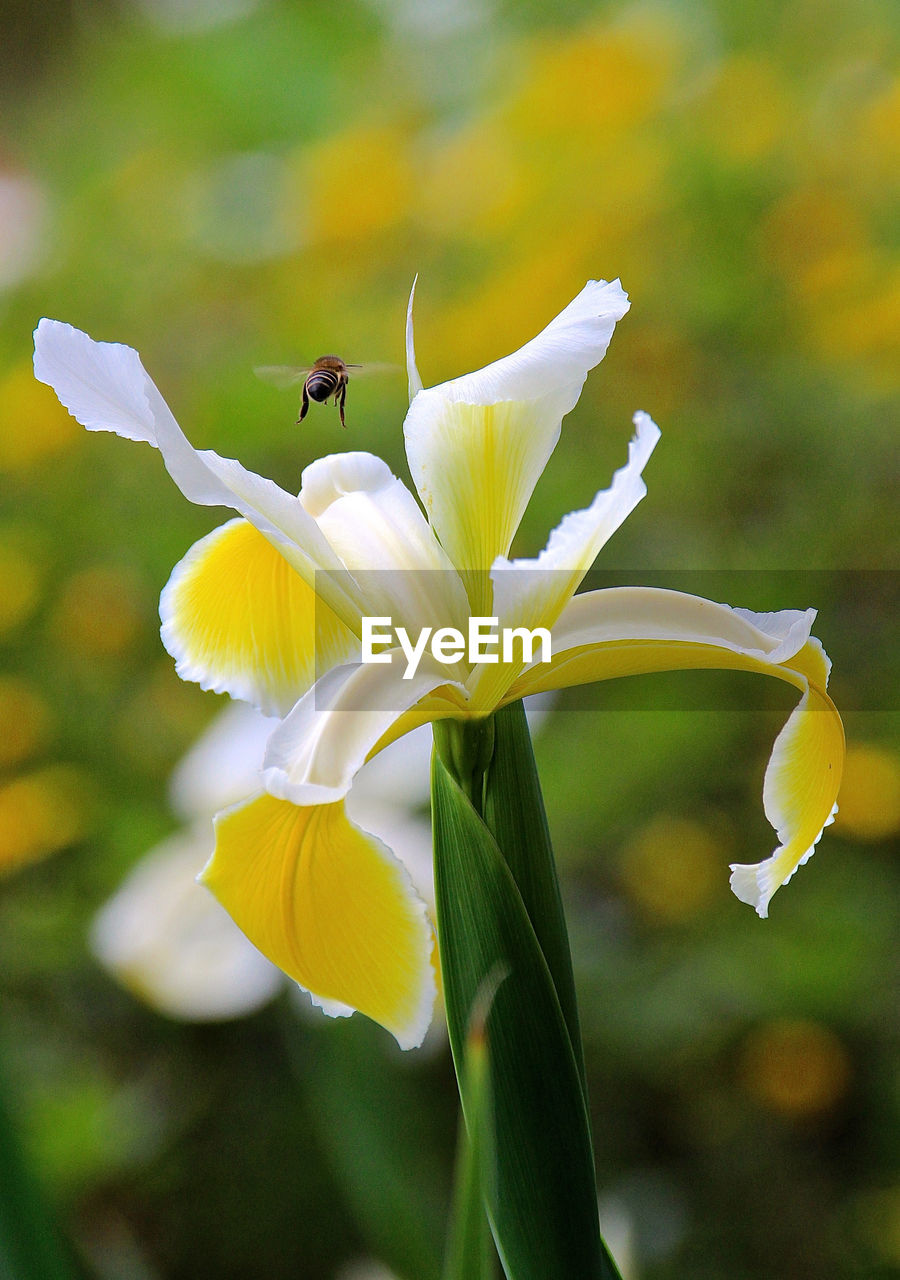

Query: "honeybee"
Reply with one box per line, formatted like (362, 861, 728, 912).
(255, 356, 395, 429)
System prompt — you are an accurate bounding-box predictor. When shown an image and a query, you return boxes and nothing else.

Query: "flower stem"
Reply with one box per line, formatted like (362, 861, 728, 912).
(431, 714, 621, 1280)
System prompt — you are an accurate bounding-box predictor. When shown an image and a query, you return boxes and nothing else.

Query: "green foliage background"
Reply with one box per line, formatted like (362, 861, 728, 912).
(0, 0, 897, 1276)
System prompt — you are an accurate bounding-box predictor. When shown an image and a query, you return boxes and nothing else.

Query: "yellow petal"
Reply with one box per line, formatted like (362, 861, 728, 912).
(505, 587, 843, 914)
(160, 518, 357, 717)
(730, 643, 844, 917)
(201, 794, 436, 1048)
(403, 279, 630, 613)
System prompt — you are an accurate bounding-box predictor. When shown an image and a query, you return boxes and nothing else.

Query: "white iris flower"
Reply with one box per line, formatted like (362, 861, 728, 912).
(34, 280, 843, 1048)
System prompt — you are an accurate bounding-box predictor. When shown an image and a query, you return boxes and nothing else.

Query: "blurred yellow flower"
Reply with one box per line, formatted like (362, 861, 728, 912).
(0, 362, 78, 470)
(0, 536, 43, 635)
(0, 765, 92, 875)
(699, 55, 788, 163)
(833, 742, 900, 841)
(418, 122, 527, 238)
(301, 123, 414, 244)
(0, 676, 52, 768)
(618, 815, 723, 922)
(51, 564, 147, 659)
(506, 23, 679, 137)
(738, 1018, 851, 1118)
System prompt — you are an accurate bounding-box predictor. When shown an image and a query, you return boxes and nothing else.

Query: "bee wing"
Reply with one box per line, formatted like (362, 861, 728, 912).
(348, 362, 401, 378)
(254, 365, 312, 389)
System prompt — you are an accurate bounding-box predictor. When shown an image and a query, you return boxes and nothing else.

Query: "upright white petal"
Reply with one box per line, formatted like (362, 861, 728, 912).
(466, 413, 660, 711)
(412, 278, 630, 407)
(300, 451, 470, 637)
(402, 280, 630, 585)
(406, 275, 423, 402)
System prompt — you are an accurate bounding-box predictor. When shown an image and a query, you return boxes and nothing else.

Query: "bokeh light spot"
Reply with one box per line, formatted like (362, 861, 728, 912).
(0, 677, 53, 768)
(834, 742, 900, 841)
(738, 1018, 851, 1118)
(618, 815, 722, 922)
(0, 362, 79, 470)
(303, 124, 413, 244)
(51, 565, 147, 659)
(0, 538, 43, 634)
(0, 765, 92, 875)
(699, 55, 788, 163)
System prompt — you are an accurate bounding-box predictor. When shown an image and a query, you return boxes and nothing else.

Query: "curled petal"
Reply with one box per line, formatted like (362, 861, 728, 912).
(505, 586, 842, 913)
(202, 794, 436, 1049)
(263, 654, 468, 806)
(731, 642, 843, 917)
(160, 518, 358, 717)
(466, 414, 660, 713)
(403, 280, 630, 592)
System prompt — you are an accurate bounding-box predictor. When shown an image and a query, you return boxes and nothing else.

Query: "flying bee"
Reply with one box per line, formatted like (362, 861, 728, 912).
(255, 356, 395, 429)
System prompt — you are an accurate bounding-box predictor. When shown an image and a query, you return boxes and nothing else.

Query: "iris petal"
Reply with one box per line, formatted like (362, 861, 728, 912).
(160, 518, 358, 717)
(263, 653, 467, 806)
(504, 587, 842, 913)
(33, 319, 362, 631)
(403, 280, 630, 597)
(466, 414, 660, 712)
(299, 452, 469, 636)
(202, 794, 436, 1048)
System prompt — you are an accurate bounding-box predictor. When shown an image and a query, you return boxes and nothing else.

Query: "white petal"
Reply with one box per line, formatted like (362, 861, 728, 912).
(90, 827, 281, 1021)
(548, 587, 816, 666)
(406, 275, 423, 402)
(498, 585, 841, 918)
(403, 280, 630, 577)
(416, 278, 630, 407)
(262, 655, 467, 805)
(34, 319, 362, 629)
(299, 451, 470, 636)
(34, 318, 163, 444)
(168, 702, 279, 821)
(465, 413, 660, 711)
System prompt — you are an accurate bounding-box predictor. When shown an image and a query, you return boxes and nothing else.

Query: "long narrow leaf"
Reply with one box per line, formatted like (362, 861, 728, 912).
(482, 700, 586, 1089)
(280, 1006, 446, 1280)
(443, 1006, 496, 1280)
(0, 1051, 78, 1280)
(431, 745, 621, 1280)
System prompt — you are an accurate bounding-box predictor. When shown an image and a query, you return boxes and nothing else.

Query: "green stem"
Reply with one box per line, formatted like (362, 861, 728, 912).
(443, 1017, 496, 1280)
(481, 700, 587, 1094)
(431, 724, 621, 1280)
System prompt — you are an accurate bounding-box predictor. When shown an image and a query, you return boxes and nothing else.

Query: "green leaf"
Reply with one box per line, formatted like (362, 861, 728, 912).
(443, 1006, 497, 1280)
(482, 700, 586, 1090)
(431, 740, 621, 1280)
(0, 1049, 79, 1280)
(281, 1007, 445, 1280)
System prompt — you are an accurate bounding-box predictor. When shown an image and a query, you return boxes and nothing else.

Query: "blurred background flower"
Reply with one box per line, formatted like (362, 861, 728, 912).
(1, 0, 896, 1275)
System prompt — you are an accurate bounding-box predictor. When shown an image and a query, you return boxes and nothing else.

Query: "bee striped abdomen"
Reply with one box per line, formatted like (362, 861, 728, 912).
(305, 369, 340, 403)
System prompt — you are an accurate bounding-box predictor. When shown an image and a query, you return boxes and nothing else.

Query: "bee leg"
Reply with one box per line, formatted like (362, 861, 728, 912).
(297, 382, 310, 425)
(337, 381, 347, 428)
